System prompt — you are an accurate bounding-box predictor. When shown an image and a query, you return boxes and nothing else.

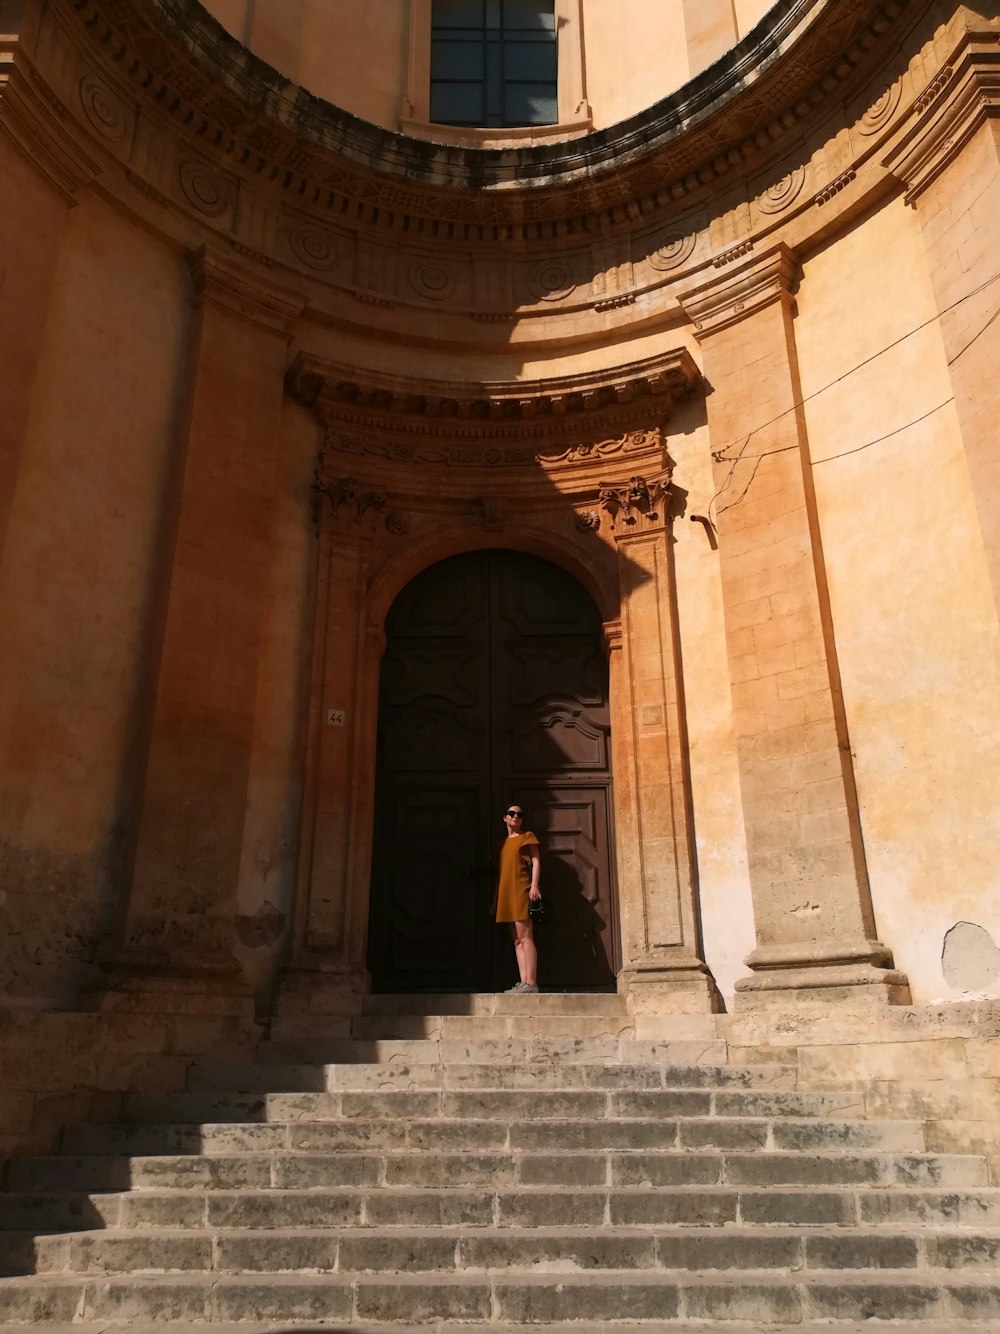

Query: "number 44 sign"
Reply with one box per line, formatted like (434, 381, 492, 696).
(326, 709, 346, 727)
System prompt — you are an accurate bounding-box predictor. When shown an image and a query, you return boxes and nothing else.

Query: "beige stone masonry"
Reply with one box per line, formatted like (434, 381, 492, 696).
(680, 246, 907, 1007)
(112, 249, 303, 996)
(885, 32, 1000, 619)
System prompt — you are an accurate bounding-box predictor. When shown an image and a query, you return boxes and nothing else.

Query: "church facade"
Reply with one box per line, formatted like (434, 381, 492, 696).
(1, 0, 999, 1062)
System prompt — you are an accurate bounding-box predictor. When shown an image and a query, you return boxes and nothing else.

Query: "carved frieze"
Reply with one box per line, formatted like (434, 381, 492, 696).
(313, 475, 387, 532)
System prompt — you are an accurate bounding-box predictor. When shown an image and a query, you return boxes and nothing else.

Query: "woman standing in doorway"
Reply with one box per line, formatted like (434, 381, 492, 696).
(493, 804, 541, 993)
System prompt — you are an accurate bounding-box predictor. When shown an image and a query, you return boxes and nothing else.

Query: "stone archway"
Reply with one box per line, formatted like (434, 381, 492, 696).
(368, 548, 618, 994)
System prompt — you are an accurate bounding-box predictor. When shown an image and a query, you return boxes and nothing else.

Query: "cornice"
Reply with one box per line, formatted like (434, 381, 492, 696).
(56, 0, 916, 234)
(678, 244, 800, 339)
(883, 31, 1000, 202)
(288, 348, 702, 467)
(189, 245, 304, 337)
(0, 38, 100, 201)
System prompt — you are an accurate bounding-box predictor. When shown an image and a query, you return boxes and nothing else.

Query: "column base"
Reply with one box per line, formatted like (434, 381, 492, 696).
(96, 947, 256, 1019)
(272, 956, 370, 1019)
(618, 959, 722, 1015)
(735, 948, 911, 1010)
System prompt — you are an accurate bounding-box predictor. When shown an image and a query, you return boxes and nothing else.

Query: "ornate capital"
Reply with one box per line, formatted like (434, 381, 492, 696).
(883, 35, 1000, 203)
(679, 243, 799, 339)
(313, 475, 388, 535)
(188, 246, 304, 339)
(597, 472, 673, 535)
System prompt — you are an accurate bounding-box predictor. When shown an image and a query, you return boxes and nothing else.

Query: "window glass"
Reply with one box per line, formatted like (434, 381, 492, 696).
(430, 0, 557, 128)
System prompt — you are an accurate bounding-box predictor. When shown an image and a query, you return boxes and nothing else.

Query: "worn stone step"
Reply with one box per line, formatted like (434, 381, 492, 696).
(61, 1113, 929, 1158)
(6, 1186, 1000, 1233)
(360, 993, 628, 1017)
(1, 1269, 999, 1325)
(0, 1324, 993, 1334)
(350, 1015, 637, 1042)
(12, 1225, 1000, 1278)
(8, 1150, 986, 1194)
(258, 1037, 728, 1066)
(120, 1086, 867, 1125)
(188, 1059, 793, 1094)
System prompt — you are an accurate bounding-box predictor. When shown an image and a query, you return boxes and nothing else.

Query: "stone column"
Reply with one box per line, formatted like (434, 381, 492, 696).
(0, 35, 99, 553)
(276, 478, 388, 1018)
(603, 473, 717, 1013)
(680, 245, 908, 1007)
(884, 37, 1000, 619)
(110, 249, 302, 1007)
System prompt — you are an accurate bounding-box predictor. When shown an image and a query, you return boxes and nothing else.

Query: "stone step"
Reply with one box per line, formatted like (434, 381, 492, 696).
(61, 1113, 930, 1157)
(258, 1037, 729, 1065)
(5, 1186, 1000, 1232)
(186, 1060, 796, 1094)
(120, 1086, 868, 1125)
(1, 1268, 999, 1325)
(7, 1150, 986, 1194)
(360, 992, 629, 1017)
(8, 1225, 1000, 1277)
(0, 1324, 993, 1334)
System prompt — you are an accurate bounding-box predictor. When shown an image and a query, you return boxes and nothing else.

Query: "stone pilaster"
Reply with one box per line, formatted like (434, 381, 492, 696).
(603, 473, 717, 1013)
(275, 478, 388, 1018)
(108, 249, 303, 1008)
(884, 33, 1000, 621)
(680, 245, 908, 1007)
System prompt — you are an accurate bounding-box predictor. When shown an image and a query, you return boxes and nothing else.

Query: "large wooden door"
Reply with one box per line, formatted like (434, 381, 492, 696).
(368, 550, 617, 992)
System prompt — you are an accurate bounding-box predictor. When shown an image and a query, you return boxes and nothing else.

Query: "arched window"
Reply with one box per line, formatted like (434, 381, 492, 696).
(430, 0, 558, 128)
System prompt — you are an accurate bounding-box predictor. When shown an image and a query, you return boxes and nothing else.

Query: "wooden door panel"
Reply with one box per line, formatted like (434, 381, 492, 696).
(519, 786, 616, 989)
(371, 550, 617, 992)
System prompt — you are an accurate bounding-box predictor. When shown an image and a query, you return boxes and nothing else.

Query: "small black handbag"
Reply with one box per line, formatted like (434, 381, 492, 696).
(529, 897, 546, 925)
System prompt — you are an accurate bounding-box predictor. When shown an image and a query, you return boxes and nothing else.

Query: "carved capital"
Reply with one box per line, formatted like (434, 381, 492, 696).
(188, 246, 303, 339)
(679, 243, 799, 340)
(603, 619, 623, 655)
(0, 48, 100, 203)
(597, 471, 673, 535)
(313, 475, 388, 535)
(883, 36, 1000, 204)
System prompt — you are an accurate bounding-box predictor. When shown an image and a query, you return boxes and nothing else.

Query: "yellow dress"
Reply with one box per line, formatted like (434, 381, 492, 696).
(495, 831, 540, 923)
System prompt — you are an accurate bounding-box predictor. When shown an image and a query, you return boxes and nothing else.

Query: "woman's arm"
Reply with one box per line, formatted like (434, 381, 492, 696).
(526, 845, 541, 901)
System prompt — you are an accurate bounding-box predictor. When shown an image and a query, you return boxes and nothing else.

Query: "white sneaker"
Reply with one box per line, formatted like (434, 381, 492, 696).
(519, 984, 539, 994)
(505, 982, 525, 993)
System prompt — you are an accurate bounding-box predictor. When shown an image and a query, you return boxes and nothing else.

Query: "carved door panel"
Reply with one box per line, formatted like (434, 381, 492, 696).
(369, 550, 616, 992)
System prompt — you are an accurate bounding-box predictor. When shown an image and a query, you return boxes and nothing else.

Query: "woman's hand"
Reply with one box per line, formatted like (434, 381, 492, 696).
(528, 888, 541, 902)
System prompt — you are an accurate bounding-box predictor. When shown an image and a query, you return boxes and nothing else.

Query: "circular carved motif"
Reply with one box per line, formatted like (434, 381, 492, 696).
(647, 230, 697, 272)
(756, 166, 806, 215)
(289, 227, 342, 271)
(409, 260, 457, 302)
(79, 75, 130, 142)
(178, 161, 230, 217)
(859, 81, 901, 136)
(528, 260, 576, 303)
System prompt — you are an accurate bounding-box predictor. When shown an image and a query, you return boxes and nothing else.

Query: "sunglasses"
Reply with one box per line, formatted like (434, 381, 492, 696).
(506, 809, 524, 818)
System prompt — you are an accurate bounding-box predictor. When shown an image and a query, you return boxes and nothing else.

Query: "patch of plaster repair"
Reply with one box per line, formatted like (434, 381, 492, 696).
(236, 899, 288, 949)
(941, 921, 1000, 993)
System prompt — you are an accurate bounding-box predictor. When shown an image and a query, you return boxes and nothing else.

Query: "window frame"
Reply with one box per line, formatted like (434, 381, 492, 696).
(403, 0, 591, 145)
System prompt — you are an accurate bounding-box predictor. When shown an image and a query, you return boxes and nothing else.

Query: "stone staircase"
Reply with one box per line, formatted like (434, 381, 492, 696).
(1, 993, 999, 1331)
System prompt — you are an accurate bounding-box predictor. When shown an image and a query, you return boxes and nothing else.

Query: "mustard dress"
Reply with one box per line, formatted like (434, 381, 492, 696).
(495, 831, 540, 923)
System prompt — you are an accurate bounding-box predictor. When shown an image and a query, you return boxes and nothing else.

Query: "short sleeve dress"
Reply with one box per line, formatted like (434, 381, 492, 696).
(495, 831, 540, 923)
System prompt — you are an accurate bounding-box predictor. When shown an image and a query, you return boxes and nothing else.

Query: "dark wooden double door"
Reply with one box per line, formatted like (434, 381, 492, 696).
(369, 550, 617, 992)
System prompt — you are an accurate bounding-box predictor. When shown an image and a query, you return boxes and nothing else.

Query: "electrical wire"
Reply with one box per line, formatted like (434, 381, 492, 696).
(705, 270, 1000, 514)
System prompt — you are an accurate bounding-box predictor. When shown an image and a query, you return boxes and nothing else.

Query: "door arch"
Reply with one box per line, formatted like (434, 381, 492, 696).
(367, 549, 618, 992)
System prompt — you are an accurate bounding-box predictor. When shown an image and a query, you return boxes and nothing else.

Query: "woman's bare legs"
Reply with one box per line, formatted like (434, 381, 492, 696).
(508, 919, 537, 986)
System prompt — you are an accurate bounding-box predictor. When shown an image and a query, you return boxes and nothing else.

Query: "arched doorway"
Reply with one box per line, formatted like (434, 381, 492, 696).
(368, 549, 618, 992)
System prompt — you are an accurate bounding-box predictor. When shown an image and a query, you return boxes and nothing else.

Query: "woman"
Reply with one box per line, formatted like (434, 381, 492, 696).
(493, 804, 542, 993)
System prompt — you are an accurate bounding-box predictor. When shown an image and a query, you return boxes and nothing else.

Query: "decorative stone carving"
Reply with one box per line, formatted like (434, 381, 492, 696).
(409, 259, 458, 302)
(527, 259, 577, 302)
(816, 169, 857, 205)
(289, 226, 343, 271)
(756, 166, 806, 215)
(78, 74, 131, 142)
(859, 81, 902, 135)
(313, 476, 387, 529)
(179, 160, 231, 217)
(575, 510, 602, 532)
(647, 230, 697, 272)
(598, 473, 673, 530)
(385, 511, 411, 536)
